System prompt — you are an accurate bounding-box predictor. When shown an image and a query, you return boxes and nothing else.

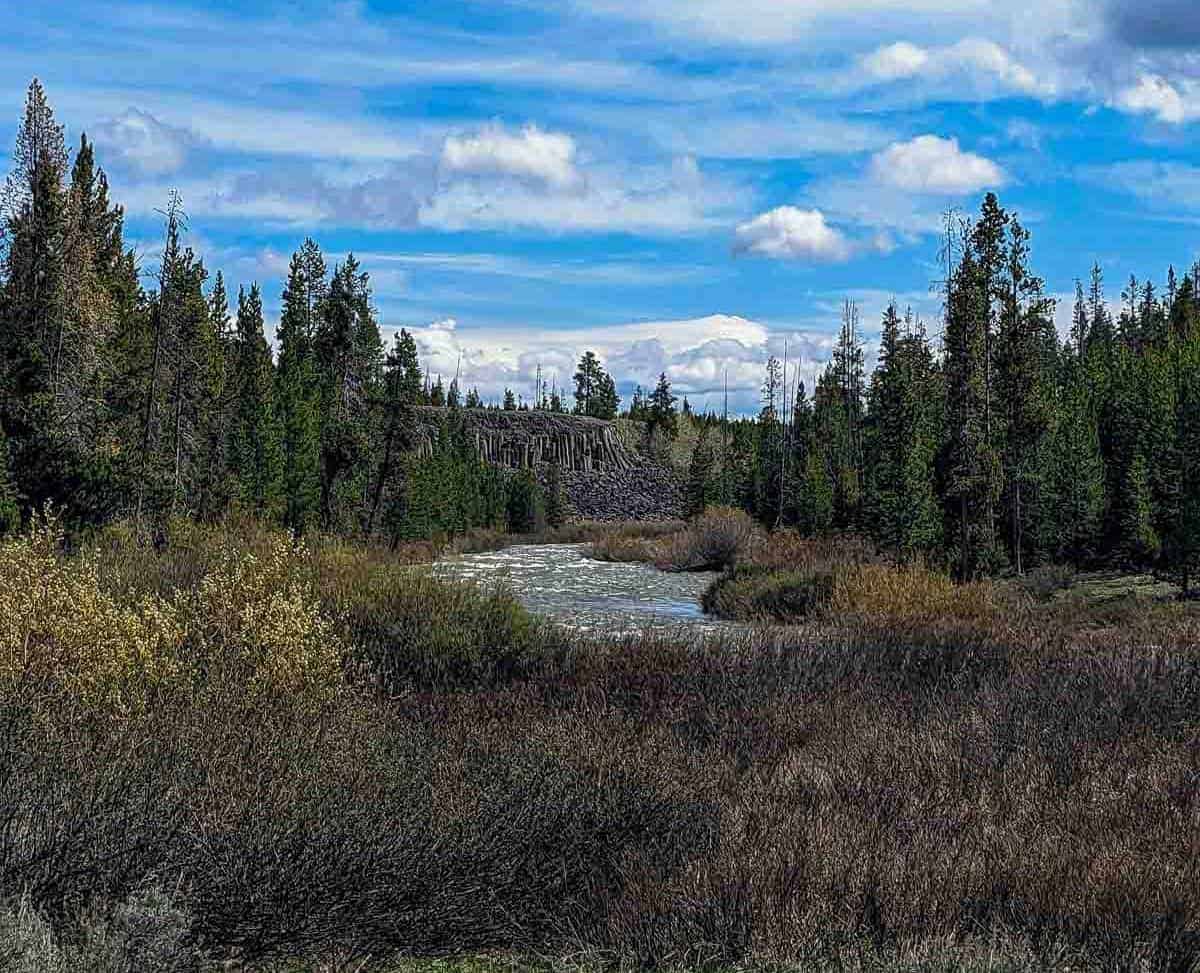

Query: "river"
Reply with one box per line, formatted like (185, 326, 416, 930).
(433, 543, 738, 636)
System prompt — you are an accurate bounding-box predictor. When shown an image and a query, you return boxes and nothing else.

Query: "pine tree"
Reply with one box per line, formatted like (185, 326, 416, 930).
(366, 330, 420, 535)
(866, 304, 942, 557)
(276, 242, 325, 532)
(506, 468, 545, 533)
(1119, 451, 1160, 565)
(193, 271, 235, 521)
(1162, 334, 1200, 593)
(686, 431, 715, 518)
(503, 388, 516, 411)
(943, 240, 999, 578)
(544, 461, 568, 528)
(1, 79, 68, 416)
(647, 371, 678, 449)
(0, 422, 21, 536)
(1047, 363, 1105, 564)
(230, 284, 283, 517)
(997, 215, 1055, 574)
(314, 254, 380, 529)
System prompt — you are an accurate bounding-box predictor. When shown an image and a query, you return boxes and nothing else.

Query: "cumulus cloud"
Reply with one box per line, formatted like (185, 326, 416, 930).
(733, 207, 853, 262)
(869, 135, 1007, 194)
(440, 123, 581, 189)
(397, 312, 836, 412)
(91, 108, 195, 175)
(114, 123, 741, 236)
(860, 39, 1047, 95)
(862, 41, 930, 81)
(1111, 75, 1197, 125)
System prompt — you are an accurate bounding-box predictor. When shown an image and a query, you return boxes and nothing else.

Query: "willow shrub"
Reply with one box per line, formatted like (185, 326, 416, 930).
(703, 560, 998, 625)
(0, 515, 345, 718)
(0, 517, 185, 714)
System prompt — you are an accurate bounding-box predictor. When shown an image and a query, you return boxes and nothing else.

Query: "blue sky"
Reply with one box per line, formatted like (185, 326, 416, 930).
(2, 0, 1199, 410)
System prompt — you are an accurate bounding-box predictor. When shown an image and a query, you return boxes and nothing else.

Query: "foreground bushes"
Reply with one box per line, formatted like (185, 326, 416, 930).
(2, 517, 1200, 970)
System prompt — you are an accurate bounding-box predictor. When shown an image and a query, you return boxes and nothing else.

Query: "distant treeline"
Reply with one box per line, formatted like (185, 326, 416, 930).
(3, 79, 1200, 583)
(683, 197, 1200, 587)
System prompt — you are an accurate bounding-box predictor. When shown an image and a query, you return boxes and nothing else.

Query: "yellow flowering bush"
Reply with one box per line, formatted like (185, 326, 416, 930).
(192, 535, 344, 703)
(0, 518, 185, 713)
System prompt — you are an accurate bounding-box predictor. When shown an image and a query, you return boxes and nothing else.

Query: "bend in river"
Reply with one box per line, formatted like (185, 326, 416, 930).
(434, 543, 738, 636)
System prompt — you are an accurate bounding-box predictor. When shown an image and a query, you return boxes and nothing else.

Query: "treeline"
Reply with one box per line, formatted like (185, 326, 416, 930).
(670, 194, 1200, 585)
(0, 81, 584, 542)
(6, 79, 1200, 583)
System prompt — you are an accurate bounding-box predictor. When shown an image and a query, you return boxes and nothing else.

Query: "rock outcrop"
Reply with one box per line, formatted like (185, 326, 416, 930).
(412, 407, 683, 521)
(413, 407, 633, 472)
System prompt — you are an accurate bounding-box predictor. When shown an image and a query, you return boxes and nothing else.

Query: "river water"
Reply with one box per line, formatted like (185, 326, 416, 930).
(434, 543, 737, 637)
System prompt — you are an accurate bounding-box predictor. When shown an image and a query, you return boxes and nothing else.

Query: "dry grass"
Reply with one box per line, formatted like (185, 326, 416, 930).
(590, 507, 759, 572)
(2, 517, 1200, 970)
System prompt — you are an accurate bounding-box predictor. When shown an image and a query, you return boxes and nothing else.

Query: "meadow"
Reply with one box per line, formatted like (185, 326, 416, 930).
(1, 512, 1198, 972)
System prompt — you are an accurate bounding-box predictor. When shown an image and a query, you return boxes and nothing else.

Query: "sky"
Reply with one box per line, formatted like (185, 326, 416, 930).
(1, 0, 1199, 411)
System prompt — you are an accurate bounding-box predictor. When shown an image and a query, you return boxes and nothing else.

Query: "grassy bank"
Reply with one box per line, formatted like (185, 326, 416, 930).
(2, 515, 1199, 971)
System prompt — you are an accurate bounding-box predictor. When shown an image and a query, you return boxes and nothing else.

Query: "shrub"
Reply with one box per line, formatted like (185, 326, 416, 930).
(191, 535, 343, 705)
(0, 895, 62, 972)
(313, 541, 554, 692)
(0, 889, 200, 973)
(1019, 563, 1078, 601)
(701, 564, 834, 621)
(0, 517, 185, 714)
(703, 561, 997, 625)
(659, 506, 760, 572)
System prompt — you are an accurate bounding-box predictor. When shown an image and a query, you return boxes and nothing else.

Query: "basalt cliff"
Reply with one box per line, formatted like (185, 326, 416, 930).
(413, 407, 684, 522)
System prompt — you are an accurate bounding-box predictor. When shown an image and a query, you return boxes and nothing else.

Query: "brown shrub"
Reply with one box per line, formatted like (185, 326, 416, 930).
(5, 519, 1200, 970)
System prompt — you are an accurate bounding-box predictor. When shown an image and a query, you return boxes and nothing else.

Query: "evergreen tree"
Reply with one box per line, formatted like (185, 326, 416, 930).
(503, 388, 516, 410)
(866, 304, 942, 557)
(1047, 363, 1105, 564)
(996, 215, 1055, 574)
(276, 241, 325, 532)
(506, 468, 545, 534)
(943, 240, 999, 578)
(229, 284, 283, 517)
(647, 372, 678, 439)
(1163, 335, 1200, 594)
(686, 431, 716, 518)
(366, 330, 420, 535)
(0, 422, 21, 536)
(544, 461, 568, 529)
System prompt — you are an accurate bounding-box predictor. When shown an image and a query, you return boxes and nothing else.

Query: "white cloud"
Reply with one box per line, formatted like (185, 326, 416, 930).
(869, 135, 1007, 194)
(422, 152, 742, 235)
(397, 312, 833, 412)
(91, 108, 194, 175)
(860, 39, 1048, 96)
(440, 124, 581, 189)
(1111, 74, 1197, 125)
(733, 207, 852, 262)
(862, 42, 930, 81)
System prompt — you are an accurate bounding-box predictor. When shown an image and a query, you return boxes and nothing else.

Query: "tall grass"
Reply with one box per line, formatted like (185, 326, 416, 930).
(2, 516, 1200, 970)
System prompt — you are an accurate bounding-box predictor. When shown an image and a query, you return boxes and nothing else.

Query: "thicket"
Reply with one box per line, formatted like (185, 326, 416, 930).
(1, 518, 1199, 970)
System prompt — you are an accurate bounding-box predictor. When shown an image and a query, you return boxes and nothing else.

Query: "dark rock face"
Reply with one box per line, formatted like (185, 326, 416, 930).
(560, 462, 685, 522)
(413, 408, 683, 521)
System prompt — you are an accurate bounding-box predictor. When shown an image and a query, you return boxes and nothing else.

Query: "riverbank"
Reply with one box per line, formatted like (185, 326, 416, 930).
(4, 515, 1200, 971)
